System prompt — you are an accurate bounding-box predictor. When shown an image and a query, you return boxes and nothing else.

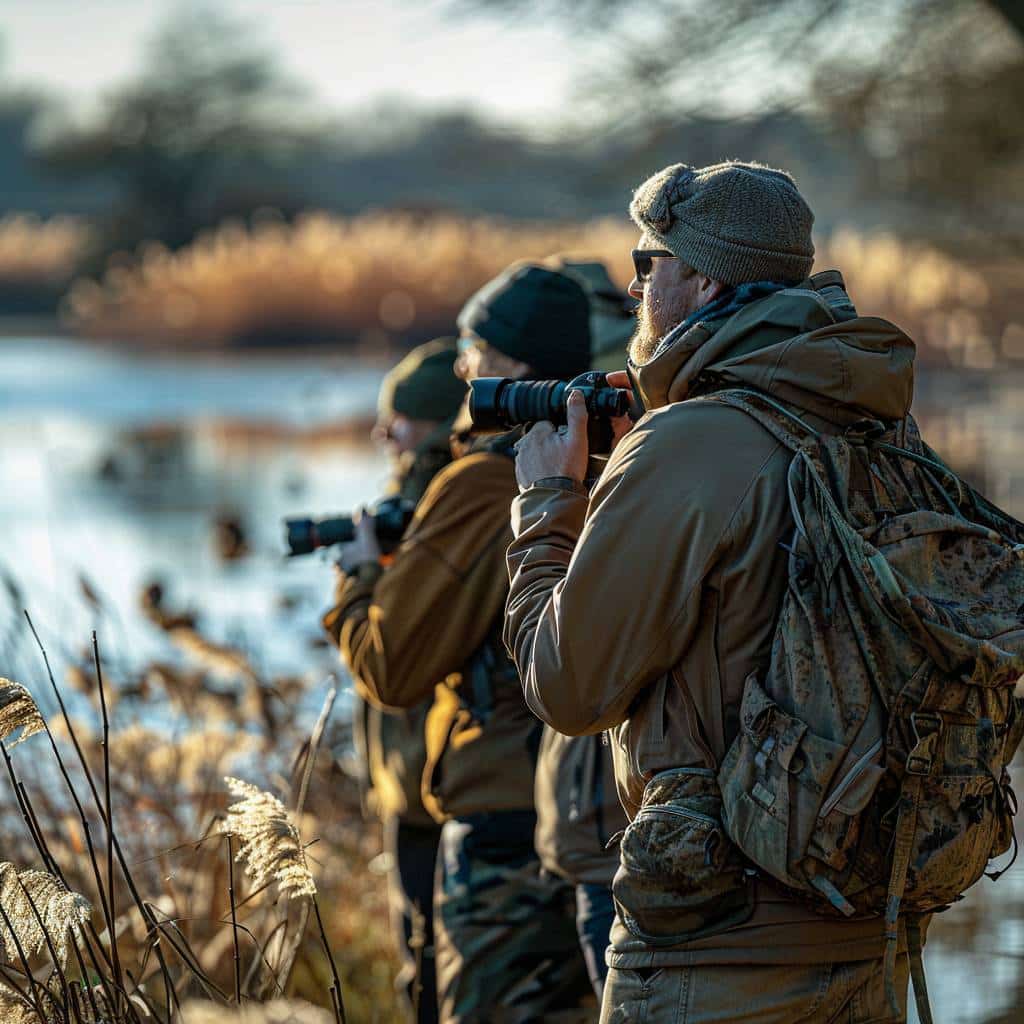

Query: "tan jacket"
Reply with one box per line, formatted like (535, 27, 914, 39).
(332, 439, 540, 821)
(505, 271, 922, 964)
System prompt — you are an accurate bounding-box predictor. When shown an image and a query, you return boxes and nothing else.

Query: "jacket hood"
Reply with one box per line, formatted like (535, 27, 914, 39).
(631, 270, 915, 426)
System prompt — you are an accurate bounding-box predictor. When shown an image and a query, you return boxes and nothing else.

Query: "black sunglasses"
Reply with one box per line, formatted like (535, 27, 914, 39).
(631, 248, 676, 282)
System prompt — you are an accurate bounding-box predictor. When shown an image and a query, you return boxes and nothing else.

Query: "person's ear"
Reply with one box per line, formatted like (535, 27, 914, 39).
(699, 276, 728, 303)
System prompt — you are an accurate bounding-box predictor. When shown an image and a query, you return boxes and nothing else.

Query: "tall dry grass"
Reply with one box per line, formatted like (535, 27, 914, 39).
(60, 212, 634, 351)
(0, 595, 404, 1023)
(59, 211, 1024, 369)
(0, 215, 90, 285)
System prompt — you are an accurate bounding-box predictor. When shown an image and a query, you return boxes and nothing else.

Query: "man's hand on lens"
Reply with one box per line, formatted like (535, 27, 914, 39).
(514, 389, 591, 490)
(336, 507, 383, 573)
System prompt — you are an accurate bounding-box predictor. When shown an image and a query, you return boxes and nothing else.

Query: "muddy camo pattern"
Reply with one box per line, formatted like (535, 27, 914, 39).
(713, 389, 1024, 919)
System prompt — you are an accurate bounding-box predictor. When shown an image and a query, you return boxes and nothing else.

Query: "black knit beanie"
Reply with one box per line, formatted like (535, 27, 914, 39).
(456, 263, 592, 380)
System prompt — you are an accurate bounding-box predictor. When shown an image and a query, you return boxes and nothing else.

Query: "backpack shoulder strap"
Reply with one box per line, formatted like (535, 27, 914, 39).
(698, 388, 818, 453)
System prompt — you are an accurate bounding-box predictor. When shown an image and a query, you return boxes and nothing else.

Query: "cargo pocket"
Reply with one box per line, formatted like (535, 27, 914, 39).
(910, 772, 1001, 903)
(719, 675, 848, 890)
(611, 767, 754, 947)
(810, 739, 885, 873)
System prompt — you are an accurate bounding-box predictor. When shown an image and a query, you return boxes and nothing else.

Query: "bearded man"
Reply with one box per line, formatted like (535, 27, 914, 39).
(505, 161, 923, 1022)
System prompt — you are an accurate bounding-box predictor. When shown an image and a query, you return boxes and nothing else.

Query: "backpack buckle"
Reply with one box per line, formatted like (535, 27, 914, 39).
(907, 712, 942, 775)
(845, 418, 887, 442)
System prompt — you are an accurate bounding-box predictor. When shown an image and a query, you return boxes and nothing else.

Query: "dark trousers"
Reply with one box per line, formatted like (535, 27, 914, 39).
(435, 810, 592, 1023)
(386, 817, 442, 1024)
(575, 882, 615, 1001)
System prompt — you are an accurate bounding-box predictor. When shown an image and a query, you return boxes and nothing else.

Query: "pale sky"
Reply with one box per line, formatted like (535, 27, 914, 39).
(0, 0, 585, 128)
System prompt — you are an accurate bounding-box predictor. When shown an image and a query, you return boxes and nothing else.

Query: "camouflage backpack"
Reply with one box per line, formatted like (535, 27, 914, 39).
(711, 389, 1024, 1024)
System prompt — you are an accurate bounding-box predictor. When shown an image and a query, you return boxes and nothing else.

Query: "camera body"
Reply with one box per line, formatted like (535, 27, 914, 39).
(284, 496, 415, 557)
(468, 371, 632, 453)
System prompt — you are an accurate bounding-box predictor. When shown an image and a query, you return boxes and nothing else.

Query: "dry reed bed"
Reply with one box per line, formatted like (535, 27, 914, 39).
(0, 598, 404, 1023)
(60, 213, 635, 351)
(55, 212, 1024, 369)
(0, 215, 91, 287)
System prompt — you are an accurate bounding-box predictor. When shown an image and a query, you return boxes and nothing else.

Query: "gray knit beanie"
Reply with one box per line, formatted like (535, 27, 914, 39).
(629, 161, 815, 286)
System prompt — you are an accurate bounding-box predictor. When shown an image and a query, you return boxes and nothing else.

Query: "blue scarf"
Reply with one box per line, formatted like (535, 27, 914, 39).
(675, 280, 789, 335)
(645, 280, 790, 362)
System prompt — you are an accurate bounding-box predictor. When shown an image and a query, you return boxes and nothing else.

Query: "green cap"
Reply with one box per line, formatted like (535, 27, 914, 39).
(377, 338, 466, 423)
(457, 263, 591, 380)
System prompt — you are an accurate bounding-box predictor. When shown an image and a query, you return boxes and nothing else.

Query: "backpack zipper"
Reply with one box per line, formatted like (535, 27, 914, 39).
(819, 738, 884, 819)
(635, 805, 718, 830)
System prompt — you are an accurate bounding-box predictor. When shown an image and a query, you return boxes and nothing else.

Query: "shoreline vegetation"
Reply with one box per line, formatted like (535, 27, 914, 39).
(0, 211, 1019, 371)
(0, 607, 404, 1022)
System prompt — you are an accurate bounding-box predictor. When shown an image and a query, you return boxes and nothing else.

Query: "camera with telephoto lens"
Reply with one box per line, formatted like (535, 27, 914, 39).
(284, 496, 415, 557)
(468, 371, 633, 453)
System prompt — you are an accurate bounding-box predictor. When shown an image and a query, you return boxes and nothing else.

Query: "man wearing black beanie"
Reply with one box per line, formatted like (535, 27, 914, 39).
(331, 263, 594, 1023)
(456, 262, 592, 380)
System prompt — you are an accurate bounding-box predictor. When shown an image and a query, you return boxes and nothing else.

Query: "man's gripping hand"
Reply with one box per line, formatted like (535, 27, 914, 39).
(335, 507, 383, 574)
(514, 389, 590, 491)
(513, 376, 635, 492)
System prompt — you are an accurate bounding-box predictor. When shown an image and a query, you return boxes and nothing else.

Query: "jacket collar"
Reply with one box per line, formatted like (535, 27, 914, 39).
(630, 270, 915, 426)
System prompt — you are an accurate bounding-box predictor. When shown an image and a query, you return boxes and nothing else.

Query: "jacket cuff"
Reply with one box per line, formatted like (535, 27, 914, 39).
(321, 562, 384, 646)
(511, 483, 589, 542)
(527, 475, 589, 496)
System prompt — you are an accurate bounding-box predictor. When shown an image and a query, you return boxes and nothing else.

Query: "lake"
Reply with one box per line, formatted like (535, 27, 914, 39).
(1, 336, 1022, 1023)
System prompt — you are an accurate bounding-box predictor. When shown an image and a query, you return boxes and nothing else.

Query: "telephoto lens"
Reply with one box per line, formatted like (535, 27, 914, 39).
(284, 496, 415, 557)
(468, 371, 631, 432)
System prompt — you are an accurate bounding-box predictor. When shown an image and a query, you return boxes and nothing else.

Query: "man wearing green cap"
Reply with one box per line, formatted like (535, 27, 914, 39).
(330, 263, 594, 1023)
(504, 161, 923, 1021)
(324, 338, 466, 1024)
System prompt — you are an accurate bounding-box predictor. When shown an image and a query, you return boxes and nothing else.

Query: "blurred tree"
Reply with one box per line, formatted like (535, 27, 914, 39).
(38, 7, 309, 254)
(460, 0, 1024, 242)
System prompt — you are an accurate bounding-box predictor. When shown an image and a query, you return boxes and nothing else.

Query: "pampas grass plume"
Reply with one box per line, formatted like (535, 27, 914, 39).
(179, 997, 333, 1023)
(0, 679, 45, 748)
(222, 778, 316, 899)
(0, 862, 92, 967)
(0, 984, 39, 1023)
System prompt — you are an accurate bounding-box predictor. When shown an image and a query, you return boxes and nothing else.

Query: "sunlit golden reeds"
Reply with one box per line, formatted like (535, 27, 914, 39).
(58, 211, 1024, 371)
(0, 863, 91, 968)
(0, 679, 46, 749)
(0, 606, 400, 1022)
(61, 211, 635, 350)
(179, 997, 333, 1022)
(0, 984, 38, 1023)
(0, 214, 91, 287)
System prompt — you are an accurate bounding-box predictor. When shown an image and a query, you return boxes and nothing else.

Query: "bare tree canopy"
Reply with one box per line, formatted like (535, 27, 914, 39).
(457, 0, 1024, 236)
(38, 9, 309, 252)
